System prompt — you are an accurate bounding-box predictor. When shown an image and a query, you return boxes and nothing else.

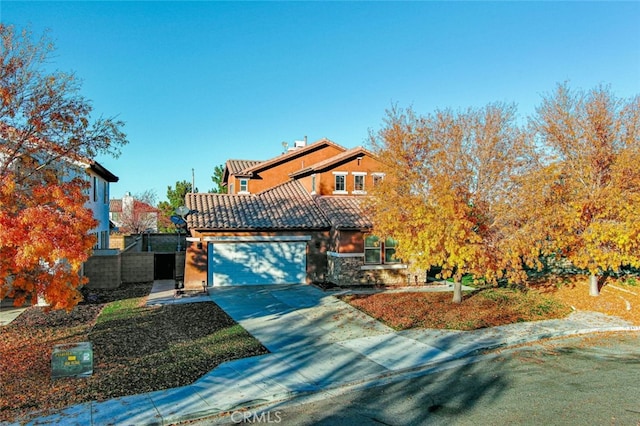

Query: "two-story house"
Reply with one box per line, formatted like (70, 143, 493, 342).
(79, 159, 119, 249)
(183, 138, 407, 289)
(0, 123, 118, 249)
(110, 192, 159, 234)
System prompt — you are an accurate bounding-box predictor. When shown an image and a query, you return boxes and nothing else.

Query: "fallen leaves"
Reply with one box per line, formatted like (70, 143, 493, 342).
(341, 287, 571, 331)
(0, 282, 268, 423)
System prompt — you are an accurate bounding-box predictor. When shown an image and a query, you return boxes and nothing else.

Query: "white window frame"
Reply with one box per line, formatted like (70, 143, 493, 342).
(352, 172, 367, 194)
(311, 174, 317, 195)
(239, 179, 249, 194)
(333, 172, 347, 194)
(372, 172, 385, 187)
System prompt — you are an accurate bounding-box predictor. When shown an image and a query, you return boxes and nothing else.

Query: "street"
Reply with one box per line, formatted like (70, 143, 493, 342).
(210, 332, 640, 426)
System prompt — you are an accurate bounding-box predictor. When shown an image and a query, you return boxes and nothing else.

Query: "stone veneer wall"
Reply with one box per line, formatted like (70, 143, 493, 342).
(327, 253, 409, 286)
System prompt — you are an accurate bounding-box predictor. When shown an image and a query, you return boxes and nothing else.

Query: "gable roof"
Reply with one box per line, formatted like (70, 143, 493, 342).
(314, 196, 372, 230)
(110, 199, 158, 213)
(289, 146, 377, 178)
(235, 138, 347, 177)
(186, 180, 331, 230)
(225, 159, 263, 176)
(88, 160, 119, 183)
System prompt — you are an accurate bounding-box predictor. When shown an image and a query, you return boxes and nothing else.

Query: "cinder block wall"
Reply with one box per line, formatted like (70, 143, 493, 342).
(175, 252, 186, 279)
(88, 242, 185, 288)
(146, 233, 187, 253)
(123, 236, 143, 253)
(84, 252, 121, 289)
(121, 252, 154, 283)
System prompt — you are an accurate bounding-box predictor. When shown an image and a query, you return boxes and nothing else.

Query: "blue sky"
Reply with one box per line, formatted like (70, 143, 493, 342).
(1, 1, 639, 203)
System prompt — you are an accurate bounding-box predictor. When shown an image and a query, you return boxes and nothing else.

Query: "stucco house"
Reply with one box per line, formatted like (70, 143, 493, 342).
(78, 159, 119, 249)
(110, 192, 159, 234)
(0, 123, 118, 249)
(183, 138, 408, 289)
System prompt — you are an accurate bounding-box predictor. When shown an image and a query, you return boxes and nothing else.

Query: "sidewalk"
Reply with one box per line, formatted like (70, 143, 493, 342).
(0, 298, 28, 326)
(14, 282, 640, 426)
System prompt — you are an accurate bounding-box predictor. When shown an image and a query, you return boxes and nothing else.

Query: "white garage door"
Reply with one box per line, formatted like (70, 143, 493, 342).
(208, 241, 307, 286)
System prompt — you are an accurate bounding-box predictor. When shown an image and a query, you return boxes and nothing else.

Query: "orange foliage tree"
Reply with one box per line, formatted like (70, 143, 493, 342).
(368, 104, 536, 302)
(0, 24, 127, 310)
(518, 83, 640, 296)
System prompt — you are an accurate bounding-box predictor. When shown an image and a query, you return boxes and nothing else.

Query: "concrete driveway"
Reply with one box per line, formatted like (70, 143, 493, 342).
(208, 284, 394, 352)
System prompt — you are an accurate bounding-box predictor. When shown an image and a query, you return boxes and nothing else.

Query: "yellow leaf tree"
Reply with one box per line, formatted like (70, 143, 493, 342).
(368, 104, 535, 302)
(523, 83, 640, 296)
(0, 24, 127, 310)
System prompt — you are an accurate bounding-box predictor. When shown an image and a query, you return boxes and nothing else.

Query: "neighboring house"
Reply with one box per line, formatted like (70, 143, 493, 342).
(80, 160, 119, 249)
(110, 192, 159, 234)
(0, 124, 118, 249)
(184, 138, 408, 289)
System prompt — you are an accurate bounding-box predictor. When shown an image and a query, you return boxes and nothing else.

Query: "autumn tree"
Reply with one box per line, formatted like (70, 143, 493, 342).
(368, 104, 535, 302)
(521, 83, 640, 296)
(0, 25, 127, 310)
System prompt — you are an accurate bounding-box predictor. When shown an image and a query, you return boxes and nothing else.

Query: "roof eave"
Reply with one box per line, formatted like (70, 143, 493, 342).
(89, 161, 119, 182)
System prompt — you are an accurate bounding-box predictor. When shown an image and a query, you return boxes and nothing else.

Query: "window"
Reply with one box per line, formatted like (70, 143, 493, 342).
(103, 182, 108, 204)
(311, 174, 317, 194)
(372, 173, 385, 187)
(364, 235, 399, 264)
(384, 237, 399, 263)
(364, 235, 381, 264)
(333, 172, 347, 194)
(239, 179, 248, 193)
(92, 177, 98, 202)
(353, 173, 367, 194)
(229, 183, 235, 194)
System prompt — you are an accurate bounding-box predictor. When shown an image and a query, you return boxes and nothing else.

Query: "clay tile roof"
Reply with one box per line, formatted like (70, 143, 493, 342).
(314, 196, 372, 230)
(133, 200, 159, 213)
(185, 180, 330, 230)
(109, 199, 158, 213)
(226, 159, 263, 175)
